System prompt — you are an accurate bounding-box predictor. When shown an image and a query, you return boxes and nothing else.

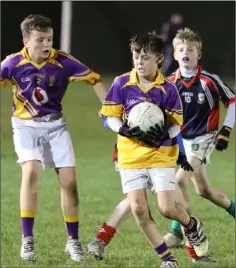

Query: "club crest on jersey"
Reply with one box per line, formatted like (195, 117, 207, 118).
(32, 87, 49, 106)
(48, 76, 56, 86)
(191, 144, 200, 151)
(197, 93, 206, 104)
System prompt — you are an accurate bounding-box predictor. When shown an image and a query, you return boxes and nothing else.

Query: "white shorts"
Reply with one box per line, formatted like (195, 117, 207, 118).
(183, 132, 217, 164)
(12, 116, 75, 169)
(119, 168, 176, 194)
(114, 161, 119, 172)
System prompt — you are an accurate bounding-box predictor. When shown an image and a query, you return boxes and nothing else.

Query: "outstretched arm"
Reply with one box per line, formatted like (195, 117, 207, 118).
(92, 81, 108, 103)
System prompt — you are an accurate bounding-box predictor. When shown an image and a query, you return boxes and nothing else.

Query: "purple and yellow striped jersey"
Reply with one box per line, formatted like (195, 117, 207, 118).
(101, 69, 183, 169)
(0, 47, 100, 119)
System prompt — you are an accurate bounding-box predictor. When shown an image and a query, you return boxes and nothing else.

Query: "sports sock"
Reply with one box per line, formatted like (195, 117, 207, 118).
(64, 215, 79, 240)
(182, 216, 197, 232)
(226, 200, 235, 218)
(171, 220, 183, 237)
(21, 210, 36, 237)
(186, 243, 199, 260)
(95, 222, 116, 245)
(155, 242, 175, 262)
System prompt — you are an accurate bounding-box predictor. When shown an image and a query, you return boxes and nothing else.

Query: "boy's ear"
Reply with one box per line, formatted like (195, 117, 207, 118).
(23, 38, 29, 47)
(198, 51, 202, 60)
(157, 54, 164, 65)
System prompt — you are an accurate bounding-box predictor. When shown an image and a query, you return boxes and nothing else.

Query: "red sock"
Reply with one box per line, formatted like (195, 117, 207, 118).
(95, 223, 116, 245)
(113, 144, 118, 162)
(186, 243, 199, 260)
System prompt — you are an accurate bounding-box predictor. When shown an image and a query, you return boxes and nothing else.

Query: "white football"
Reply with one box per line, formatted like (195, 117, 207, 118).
(128, 102, 164, 132)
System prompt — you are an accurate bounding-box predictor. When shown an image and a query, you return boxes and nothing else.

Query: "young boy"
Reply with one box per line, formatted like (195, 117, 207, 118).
(93, 32, 209, 268)
(0, 14, 107, 261)
(163, 28, 235, 259)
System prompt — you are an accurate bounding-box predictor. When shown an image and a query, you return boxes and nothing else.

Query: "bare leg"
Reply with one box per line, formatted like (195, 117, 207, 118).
(192, 165, 233, 211)
(20, 160, 41, 261)
(87, 197, 131, 260)
(57, 167, 84, 262)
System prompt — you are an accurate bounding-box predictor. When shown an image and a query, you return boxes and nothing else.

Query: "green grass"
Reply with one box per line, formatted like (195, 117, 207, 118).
(1, 81, 235, 267)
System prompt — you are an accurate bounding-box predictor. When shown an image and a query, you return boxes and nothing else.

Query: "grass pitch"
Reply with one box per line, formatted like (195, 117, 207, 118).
(1, 80, 235, 267)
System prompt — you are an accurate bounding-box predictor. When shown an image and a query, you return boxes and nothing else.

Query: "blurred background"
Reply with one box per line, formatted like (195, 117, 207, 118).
(1, 1, 235, 78)
(1, 2, 235, 267)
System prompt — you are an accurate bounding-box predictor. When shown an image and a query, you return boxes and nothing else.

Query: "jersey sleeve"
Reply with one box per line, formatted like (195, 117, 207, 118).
(59, 51, 100, 85)
(165, 83, 183, 126)
(210, 74, 235, 106)
(100, 77, 123, 118)
(0, 56, 12, 87)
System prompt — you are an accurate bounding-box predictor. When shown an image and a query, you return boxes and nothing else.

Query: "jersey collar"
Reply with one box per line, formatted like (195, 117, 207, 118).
(129, 68, 165, 85)
(175, 65, 202, 80)
(21, 47, 56, 60)
(124, 69, 166, 94)
(175, 65, 202, 88)
(20, 47, 57, 69)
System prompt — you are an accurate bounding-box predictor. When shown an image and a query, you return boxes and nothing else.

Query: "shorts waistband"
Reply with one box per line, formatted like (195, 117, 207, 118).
(32, 113, 63, 122)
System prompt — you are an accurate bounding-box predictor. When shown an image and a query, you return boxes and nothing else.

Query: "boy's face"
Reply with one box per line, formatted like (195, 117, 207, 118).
(23, 28, 53, 62)
(132, 49, 162, 78)
(174, 41, 201, 69)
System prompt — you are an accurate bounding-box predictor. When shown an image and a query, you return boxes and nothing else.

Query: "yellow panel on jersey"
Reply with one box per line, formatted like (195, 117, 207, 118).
(117, 135, 179, 169)
(12, 86, 34, 118)
(11, 78, 38, 118)
(101, 103, 123, 118)
(69, 71, 100, 85)
(165, 109, 183, 126)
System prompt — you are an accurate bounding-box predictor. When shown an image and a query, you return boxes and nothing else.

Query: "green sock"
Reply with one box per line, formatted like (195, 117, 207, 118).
(171, 220, 183, 237)
(226, 201, 235, 218)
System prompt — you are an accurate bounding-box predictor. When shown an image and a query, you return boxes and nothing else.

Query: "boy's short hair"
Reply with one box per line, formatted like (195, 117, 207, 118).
(173, 28, 202, 51)
(20, 14, 53, 37)
(130, 31, 164, 55)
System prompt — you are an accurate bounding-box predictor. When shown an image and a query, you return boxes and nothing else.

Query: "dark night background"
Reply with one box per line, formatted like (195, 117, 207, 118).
(1, 1, 235, 77)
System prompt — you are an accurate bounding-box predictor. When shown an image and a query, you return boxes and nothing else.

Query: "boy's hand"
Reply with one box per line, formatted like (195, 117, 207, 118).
(177, 154, 194, 172)
(98, 109, 104, 119)
(146, 123, 170, 141)
(215, 126, 231, 151)
(118, 120, 157, 147)
(146, 113, 172, 141)
(118, 119, 135, 138)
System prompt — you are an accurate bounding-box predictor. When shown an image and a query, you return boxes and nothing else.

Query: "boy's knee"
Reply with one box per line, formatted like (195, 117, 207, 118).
(157, 190, 187, 219)
(58, 167, 77, 190)
(61, 178, 77, 191)
(130, 201, 148, 220)
(196, 186, 211, 199)
(21, 160, 41, 187)
(158, 202, 175, 218)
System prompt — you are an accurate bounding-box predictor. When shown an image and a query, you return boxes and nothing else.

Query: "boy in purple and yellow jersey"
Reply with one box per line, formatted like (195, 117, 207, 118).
(94, 32, 209, 268)
(0, 14, 107, 261)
